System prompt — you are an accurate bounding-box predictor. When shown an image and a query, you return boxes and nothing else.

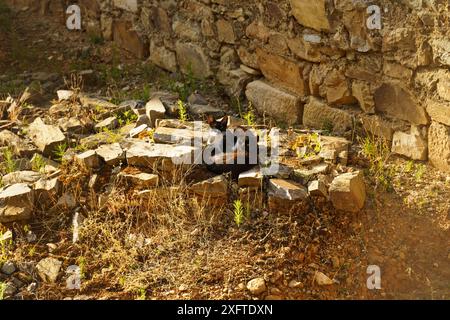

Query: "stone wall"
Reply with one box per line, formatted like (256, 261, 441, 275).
(5, 0, 450, 171)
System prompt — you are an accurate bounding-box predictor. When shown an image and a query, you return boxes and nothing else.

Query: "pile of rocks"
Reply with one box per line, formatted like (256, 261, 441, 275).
(0, 88, 367, 225)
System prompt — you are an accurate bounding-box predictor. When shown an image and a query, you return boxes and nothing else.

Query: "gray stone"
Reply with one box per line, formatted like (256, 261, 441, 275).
(2, 171, 42, 185)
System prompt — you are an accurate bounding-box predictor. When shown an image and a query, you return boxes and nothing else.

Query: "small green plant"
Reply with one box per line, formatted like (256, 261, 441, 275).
(322, 119, 334, 135)
(116, 110, 138, 127)
(132, 84, 151, 102)
(77, 256, 87, 280)
(0, 282, 6, 300)
(31, 154, 46, 172)
(103, 128, 123, 144)
(404, 160, 414, 173)
(54, 143, 68, 162)
(415, 164, 426, 182)
(0, 231, 11, 265)
(136, 287, 146, 300)
(242, 103, 256, 127)
(177, 100, 188, 122)
(358, 133, 392, 191)
(2, 148, 16, 174)
(89, 33, 104, 45)
(233, 200, 245, 227)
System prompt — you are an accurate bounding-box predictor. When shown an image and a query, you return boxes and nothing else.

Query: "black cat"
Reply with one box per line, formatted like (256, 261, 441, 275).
(205, 115, 259, 179)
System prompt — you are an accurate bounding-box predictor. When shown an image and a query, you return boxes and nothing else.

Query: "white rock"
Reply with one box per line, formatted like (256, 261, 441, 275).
(247, 278, 267, 295)
(392, 126, 428, 160)
(57, 90, 74, 101)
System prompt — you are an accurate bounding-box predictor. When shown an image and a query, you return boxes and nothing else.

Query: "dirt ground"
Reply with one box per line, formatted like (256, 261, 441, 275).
(0, 7, 448, 300)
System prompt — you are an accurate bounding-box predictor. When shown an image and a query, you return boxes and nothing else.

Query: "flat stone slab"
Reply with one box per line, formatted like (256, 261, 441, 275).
(125, 141, 202, 170)
(2, 171, 42, 185)
(153, 127, 207, 145)
(118, 172, 159, 188)
(238, 167, 263, 188)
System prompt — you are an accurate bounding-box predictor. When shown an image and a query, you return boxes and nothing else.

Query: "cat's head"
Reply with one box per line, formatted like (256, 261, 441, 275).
(207, 115, 229, 132)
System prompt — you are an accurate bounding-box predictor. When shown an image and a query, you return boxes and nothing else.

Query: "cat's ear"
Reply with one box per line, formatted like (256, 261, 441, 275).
(220, 115, 229, 129)
(207, 115, 216, 126)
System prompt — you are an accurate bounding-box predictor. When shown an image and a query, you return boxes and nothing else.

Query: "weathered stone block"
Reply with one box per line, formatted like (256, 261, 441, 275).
(290, 0, 331, 32)
(428, 122, 450, 172)
(256, 48, 308, 95)
(246, 80, 303, 126)
(374, 83, 429, 125)
(0, 184, 35, 223)
(303, 97, 354, 133)
(329, 171, 366, 213)
(391, 126, 428, 160)
(175, 42, 211, 78)
(113, 20, 149, 59)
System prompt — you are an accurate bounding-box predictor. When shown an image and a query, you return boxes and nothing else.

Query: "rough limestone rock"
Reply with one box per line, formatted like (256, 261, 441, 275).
(392, 126, 428, 160)
(256, 48, 308, 95)
(238, 167, 263, 188)
(27, 118, 65, 157)
(2, 171, 42, 185)
(95, 116, 118, 132)
(145, 98, 166, 128)
(175, 42, 211, 78)
(426, 99, 450, 127)
(118, 172, 159, 188)
(191, 175, 228, 205)
(246, 80, 302, 126)
(0, 184, 35, 223)
(428, 122, 450, 172)
(0, 130, 37, 157)
(95, 143, 125, 166)
(329, 171, 366, 213)
(36, 257, 62, 283)
(290, 0, 331, 32)
(247, 277, 267, 295)
(303, 97, 354, 133)
(374, 83, 429, 125)
(75, 150, 103, 170)
(125, 141, 201, 171)
(268, 179, 309, 213)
